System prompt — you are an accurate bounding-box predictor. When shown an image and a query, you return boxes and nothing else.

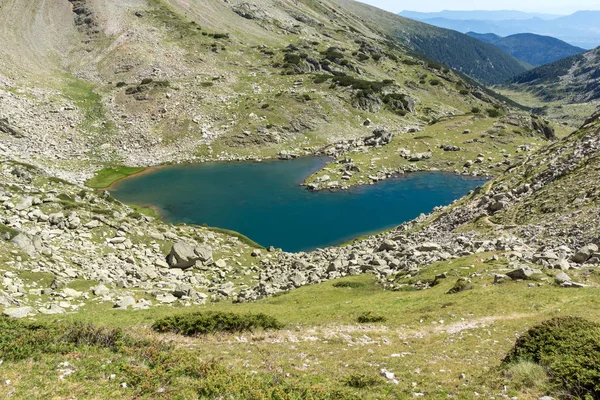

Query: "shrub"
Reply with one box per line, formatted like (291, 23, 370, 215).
(471, 107, 481, 114)
(0, 318, 126, 361)
(152, 311, 284, 336)
(357, 312, 386, 323)
(116, 81, 127, 88)
(503, 316, 600, 398)
(429, 79, 441, 86)
(141, 78, 153, 85)
(345, 373, 381, 388)
(332, 281, 365, 288)
(459, 89, 469, 95)
(283, 53, 302, 65)
(487, 108, 501, 117)
(212, 33, 229, 39)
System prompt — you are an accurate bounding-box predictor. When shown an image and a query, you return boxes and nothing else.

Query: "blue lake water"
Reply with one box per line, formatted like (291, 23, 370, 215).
(111, 157, 486, 252)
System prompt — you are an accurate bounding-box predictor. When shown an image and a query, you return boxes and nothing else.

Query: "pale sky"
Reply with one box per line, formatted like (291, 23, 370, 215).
(359, 0, 600, 14)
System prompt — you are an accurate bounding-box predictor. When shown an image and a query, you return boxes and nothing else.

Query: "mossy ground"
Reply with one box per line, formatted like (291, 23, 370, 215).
(86, 166, 146, 188)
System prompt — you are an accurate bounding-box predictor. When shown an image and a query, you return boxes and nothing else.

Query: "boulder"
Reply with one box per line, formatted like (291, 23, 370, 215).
(554, 272, 571, 285)
(377, 240, 397, 252)
(3, 306, 34, 318)
(194, 246, 213, 263)
(166, 241, 198, 269)
(506, 266, 540, 280)
(572, 244, 598, 263)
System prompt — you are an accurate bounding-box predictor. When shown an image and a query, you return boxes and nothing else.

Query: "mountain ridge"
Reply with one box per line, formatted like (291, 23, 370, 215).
(467, 31, 586, 66)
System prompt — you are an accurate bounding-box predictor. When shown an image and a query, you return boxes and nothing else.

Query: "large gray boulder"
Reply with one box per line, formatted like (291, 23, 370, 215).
(572, 244, 598, 263)
(166, 241, 198, 268)
(3, 306, 34, 318)
(507, 266, 541, 280)
(11, 233, 43, 257)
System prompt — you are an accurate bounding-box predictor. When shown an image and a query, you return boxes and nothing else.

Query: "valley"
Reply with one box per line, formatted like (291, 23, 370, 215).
(0, 0, 599, 399)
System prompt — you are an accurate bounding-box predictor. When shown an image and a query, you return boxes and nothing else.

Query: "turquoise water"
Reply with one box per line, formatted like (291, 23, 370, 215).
(111, 158, 486, 252)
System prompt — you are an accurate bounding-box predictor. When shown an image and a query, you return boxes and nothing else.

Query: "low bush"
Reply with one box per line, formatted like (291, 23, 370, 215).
(332, 281, 365, 288)
(345, 373, 382, 388)
(471, 107, 481, 114)
(0, 318, 125, 361)
(152, 311, 284, 336)
(357, 312, 386, 323)
(502, 316, 600, 398)
(487, 108, 501, 117)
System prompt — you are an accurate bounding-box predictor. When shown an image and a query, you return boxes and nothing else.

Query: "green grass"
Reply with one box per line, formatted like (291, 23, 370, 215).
(0, 222, 19, 239)
(86, 166, 146, 188)
(206, 226, 265, 249)
(3, 252, 600, 398)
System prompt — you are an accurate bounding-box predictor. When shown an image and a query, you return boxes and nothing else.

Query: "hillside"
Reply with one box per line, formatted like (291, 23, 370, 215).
(0, 99, 599, 400)
(330, 0, 528, 85)
(0, 0, 550, 191)
(505, 46, 600, 103)
(401, 10, 600, 49)
(1, 1, 599, 398)
(467, 32, 585, 66)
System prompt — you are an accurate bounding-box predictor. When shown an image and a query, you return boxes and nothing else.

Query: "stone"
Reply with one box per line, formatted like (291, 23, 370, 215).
(15, 197, 33, 211)
(92, 284, 111, 296)
(552, 259, 571, 271)
(63, 288, 83, 298)
(573, 244, 598, 263)
(38, 304, 66, 315)
(166, 241, 199, 269)
(114, 296, 136, 309)
(377, 240, 397, 252)
(194, 246, 213, 263)
(506, 266, 540, 280)
(554, 272, 571, 285)
(3, 306, 34, 318)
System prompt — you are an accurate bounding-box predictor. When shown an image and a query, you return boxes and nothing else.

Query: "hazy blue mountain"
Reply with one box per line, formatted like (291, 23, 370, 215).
(399, 10, 561, 21)
(466, 32, 502, 43)
(467, 32, 586, 66)
(401, 10, 600, 49)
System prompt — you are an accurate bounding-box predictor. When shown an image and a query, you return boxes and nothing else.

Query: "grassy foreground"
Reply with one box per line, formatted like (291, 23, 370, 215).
(2, 253, 599, 399)
(86, 166, 146, 189)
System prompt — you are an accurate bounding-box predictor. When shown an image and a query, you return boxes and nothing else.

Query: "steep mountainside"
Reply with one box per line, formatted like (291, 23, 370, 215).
(402, 11, 600, 49)
(467, 32, 585, 66)
(506, 46, 600, 103)
(330, 0, 528, 85)
(0, 0, 547, 188)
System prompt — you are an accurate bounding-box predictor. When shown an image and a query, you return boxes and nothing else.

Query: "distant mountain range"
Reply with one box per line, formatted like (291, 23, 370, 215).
(334, 0, 527, 84)
(467, 32, 586, 66)
(400, 10, 561, 21)
(506, 46, 600, 103)
(398, 10, 600, 49)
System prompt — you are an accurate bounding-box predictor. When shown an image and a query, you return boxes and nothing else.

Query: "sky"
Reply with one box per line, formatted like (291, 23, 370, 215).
(359, 0, 600, 14)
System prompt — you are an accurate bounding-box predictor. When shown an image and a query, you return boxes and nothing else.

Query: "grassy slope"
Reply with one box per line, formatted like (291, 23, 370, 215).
(3, 257, 599, 399)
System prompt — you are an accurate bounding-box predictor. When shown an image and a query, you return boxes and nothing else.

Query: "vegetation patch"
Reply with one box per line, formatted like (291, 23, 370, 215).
(86, 166, 145, 188)
(345, 373, 382, 388)
(0, 222, 19, 240)
(357, 312, 387, 323)
(332, 281, 366, 289)
(502, 316, 600, 398)
(152, 311, 284, 336)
